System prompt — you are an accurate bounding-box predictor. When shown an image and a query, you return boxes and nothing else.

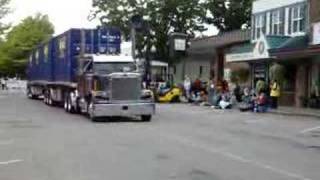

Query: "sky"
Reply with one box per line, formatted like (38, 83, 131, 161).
(5, 0, 98, 35)
(4, 0, 217, 36)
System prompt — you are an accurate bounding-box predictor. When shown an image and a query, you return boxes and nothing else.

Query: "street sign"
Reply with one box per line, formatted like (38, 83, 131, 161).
(174, 39, 186, 51)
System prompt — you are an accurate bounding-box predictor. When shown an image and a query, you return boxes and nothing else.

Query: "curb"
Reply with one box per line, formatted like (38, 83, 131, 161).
(269, 110, 320, 119)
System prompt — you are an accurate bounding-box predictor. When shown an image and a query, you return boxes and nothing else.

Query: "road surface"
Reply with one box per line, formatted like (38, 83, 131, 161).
(0, 90, 320, 180)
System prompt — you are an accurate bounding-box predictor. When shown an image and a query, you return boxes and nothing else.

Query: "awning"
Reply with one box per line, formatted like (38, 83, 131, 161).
(269, 35, 318, 59)
(225, 35, 297, 62)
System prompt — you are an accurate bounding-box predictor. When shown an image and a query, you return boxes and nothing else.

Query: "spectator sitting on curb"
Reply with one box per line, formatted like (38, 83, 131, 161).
(254, 92, 268, 113)
(219, 93, 232, 109)
(239, 87, 255, 112)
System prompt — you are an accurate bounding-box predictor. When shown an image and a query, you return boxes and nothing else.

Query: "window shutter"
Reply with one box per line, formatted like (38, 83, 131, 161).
(252, 15, 256, 40)
(280, 8, 285, 35)
(301, 4, 307, 32)
(288, 8, 292, 34)
(263, 13, 267, 34)
(270, 12, 273, 35)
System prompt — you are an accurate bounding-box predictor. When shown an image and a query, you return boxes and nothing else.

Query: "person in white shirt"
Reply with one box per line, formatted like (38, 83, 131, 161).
(183, 76, 191, 100)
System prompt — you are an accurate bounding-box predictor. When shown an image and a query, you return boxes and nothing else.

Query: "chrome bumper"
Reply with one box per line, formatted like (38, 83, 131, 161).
(92, 102, 155, 117)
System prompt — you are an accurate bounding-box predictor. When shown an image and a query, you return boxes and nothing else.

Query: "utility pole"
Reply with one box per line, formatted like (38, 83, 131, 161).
(131, 15, 143, 60)
(131, 15, 152, 88)
(131, 27, 136, 59)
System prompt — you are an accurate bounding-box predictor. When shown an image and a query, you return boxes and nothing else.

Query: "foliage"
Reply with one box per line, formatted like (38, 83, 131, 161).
(256, 80, 266, 94)
(269, 63, 286, 83)
(91, 0, 206, 62)
(205, 0, 253, 32)
(0, 14, 54, 76)
(230, 67, 250, 84)
(0, 0, 10, 36)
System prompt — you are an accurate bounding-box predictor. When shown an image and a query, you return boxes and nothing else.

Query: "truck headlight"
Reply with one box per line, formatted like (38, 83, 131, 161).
(141, 90, 153, 100)
(93, 91, 110, 101)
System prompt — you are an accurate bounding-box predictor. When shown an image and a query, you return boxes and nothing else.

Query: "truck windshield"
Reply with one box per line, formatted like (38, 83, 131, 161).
(94, 62, 137, 74)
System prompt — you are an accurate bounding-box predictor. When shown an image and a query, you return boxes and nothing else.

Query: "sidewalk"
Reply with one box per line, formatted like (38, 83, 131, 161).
(269, 106, 320, 118)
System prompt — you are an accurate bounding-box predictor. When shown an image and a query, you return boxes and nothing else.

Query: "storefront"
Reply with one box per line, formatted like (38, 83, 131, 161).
(225, 35, 289, 85)
(270, 34, 320, 107)
(225, 34, 310, 107)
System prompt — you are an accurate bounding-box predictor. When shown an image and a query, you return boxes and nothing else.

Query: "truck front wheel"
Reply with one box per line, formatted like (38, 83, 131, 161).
(141, 115, 152, 122)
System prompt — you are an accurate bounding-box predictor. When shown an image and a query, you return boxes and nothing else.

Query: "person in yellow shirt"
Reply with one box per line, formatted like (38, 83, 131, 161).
(270, 80, 280, 109)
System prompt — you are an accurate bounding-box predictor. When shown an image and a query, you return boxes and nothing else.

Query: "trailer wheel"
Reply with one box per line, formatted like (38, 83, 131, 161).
(75, 99, 81, 114)
(67, 96, 76, 113)
(27, 89, 37, 99)
(43, 92, 47, 104)
(64, 96, 69, 112)
(141, 115, 152, 122)
(48, 94, 53, 106)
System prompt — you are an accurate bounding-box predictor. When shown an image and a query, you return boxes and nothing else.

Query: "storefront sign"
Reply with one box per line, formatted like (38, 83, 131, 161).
(226, 52, 255, 62)
(313, 22, 320, 45)
(226, 35, 270, 62)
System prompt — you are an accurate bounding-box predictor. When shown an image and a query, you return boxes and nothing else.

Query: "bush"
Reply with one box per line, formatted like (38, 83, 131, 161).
(230, 67, 250, 84)
(269, 63, 286, 82)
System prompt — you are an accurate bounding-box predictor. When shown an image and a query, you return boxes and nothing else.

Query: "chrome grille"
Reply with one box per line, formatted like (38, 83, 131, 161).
(111, 77, 141, 101)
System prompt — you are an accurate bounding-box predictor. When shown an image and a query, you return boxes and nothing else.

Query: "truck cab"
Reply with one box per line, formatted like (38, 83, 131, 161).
(73, 54, 155, 121)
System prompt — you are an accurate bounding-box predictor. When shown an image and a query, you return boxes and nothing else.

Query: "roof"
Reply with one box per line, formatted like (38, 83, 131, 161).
(269, 35, 318, 59)
(273, 35, 309, 50)
(266, 36, 291, 49)
(227, 42, 255, 54)
(269, 35, 309, 55)
(188, 29, 251, 56)
(227, 35, 295, 55)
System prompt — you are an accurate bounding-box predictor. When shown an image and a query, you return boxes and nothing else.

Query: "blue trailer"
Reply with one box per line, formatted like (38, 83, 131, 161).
(27, 27, 155, 121)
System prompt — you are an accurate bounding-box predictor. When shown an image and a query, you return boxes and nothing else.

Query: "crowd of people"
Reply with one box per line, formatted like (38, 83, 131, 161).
(182, 76, 281, 113)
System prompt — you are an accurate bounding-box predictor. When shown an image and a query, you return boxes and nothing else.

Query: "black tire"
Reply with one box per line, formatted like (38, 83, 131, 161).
(74, 98, 81, 114)
(66, 95, 75, 114)
(48, 94, 54, 106)
(141, 115, 152, 122)
(171, 96, 180, 103)
(90, 116, 98, 122)
(43, 92, 47, 104)
(27, 90, 37, 100)
(64, 95, 69, 112)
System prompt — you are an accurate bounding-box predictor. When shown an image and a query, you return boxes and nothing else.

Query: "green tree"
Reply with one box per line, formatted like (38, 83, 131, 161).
(205, 0, 253, 32)
(0, 0, 10, 35)
(0, 14, 54, 75)
(91, 0, 206, 62)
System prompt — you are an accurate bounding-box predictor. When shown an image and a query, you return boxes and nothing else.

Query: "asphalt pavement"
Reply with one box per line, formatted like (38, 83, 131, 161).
(0, 90, 320, 180)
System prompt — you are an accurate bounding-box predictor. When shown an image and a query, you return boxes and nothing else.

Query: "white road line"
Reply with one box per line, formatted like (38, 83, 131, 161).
(156, 131, 312, 180)
(0, 139, 14, 146)
(0, 159, 23, 165)
(300, 126, 320, 134)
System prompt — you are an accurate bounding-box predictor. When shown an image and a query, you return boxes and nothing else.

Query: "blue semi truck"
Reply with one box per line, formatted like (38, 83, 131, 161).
(27, 27, 155, 121)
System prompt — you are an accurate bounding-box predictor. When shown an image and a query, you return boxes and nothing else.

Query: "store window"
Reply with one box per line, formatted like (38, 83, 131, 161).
(173, 65, 176, 75)
(271, 10, 284, 35)
(254, 14, 265, 39)
(291, 5, 305, 34)
(199, 66, 203, 77)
